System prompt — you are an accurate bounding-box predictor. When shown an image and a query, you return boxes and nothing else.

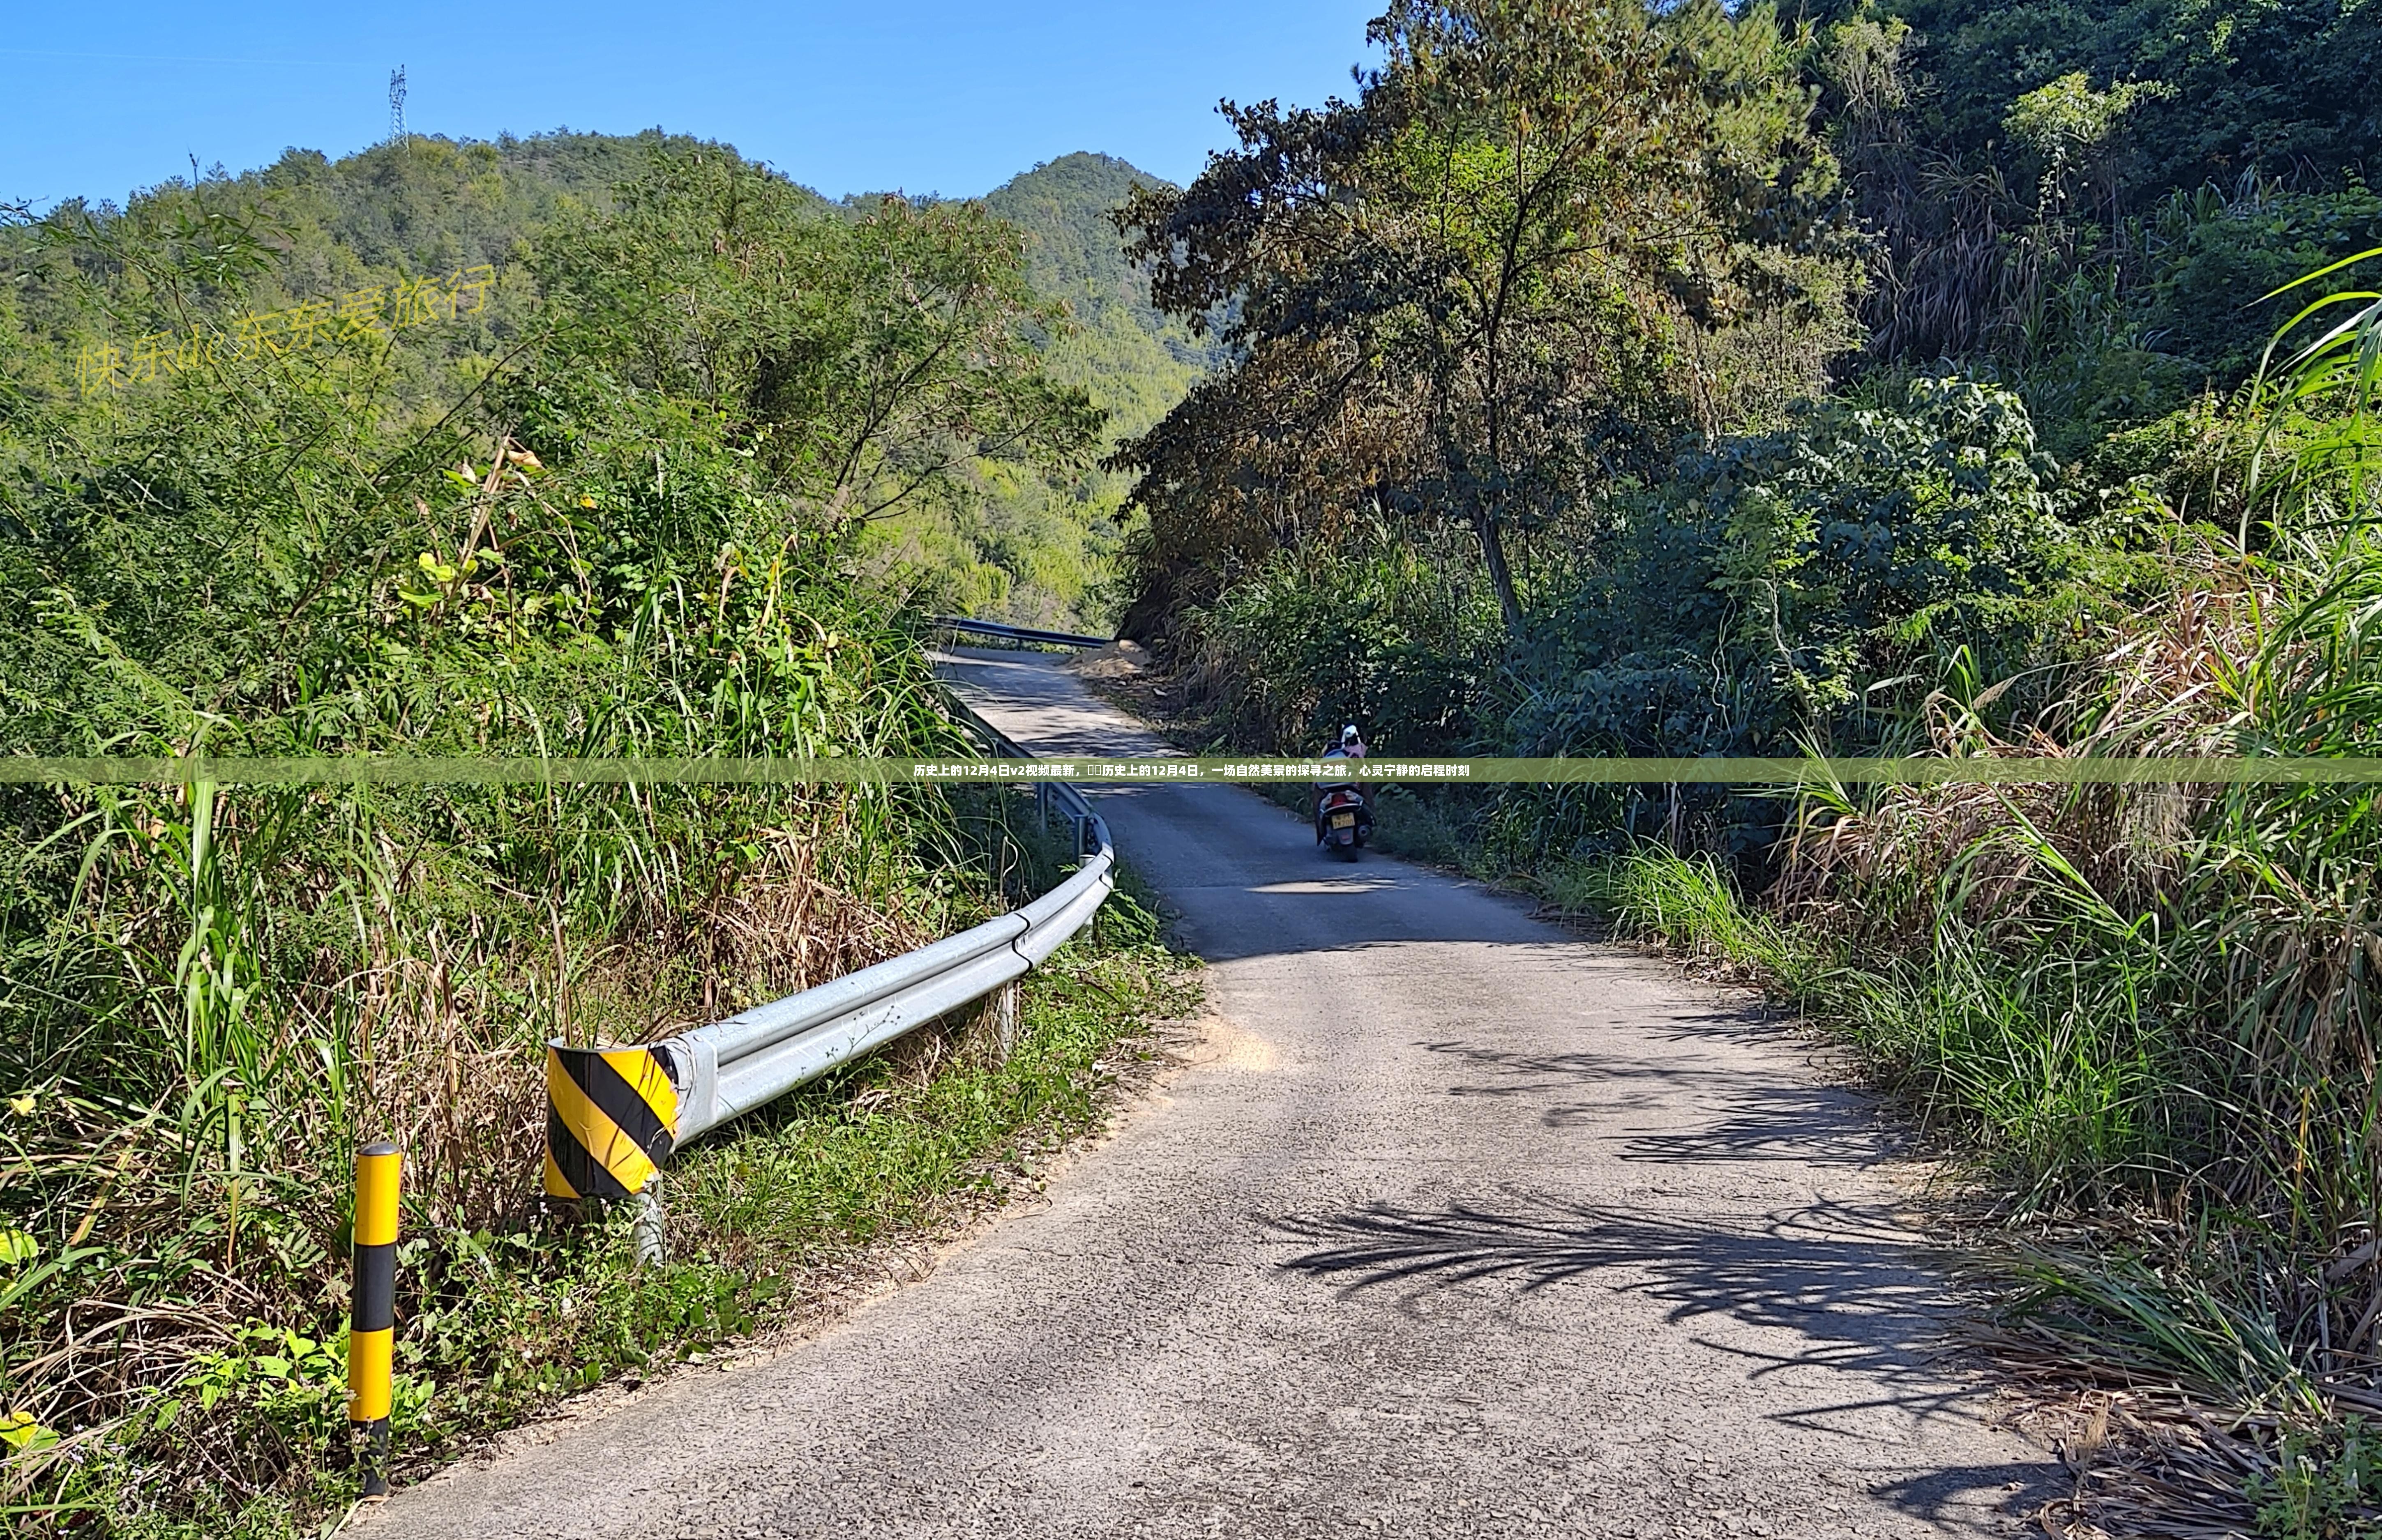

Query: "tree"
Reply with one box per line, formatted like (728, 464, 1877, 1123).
(533, 146, 1102, 534)
(1114, 0, 1854, 636)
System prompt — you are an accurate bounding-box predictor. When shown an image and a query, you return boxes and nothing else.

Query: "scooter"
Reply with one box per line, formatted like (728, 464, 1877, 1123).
(1315, 782, 1372, 861)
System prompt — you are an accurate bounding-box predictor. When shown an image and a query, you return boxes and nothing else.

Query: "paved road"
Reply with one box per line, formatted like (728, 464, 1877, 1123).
(373, 649, 2051, 1539)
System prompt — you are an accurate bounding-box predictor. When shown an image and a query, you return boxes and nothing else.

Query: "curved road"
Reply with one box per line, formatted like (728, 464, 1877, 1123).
(374, 649, 2050, 1538)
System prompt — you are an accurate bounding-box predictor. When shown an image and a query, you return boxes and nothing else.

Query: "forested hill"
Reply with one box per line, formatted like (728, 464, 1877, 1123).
(10, 131, 1197, 629)
(253, 130, 806, 276)
(982, 152, 1216, 404)
(978, 152, 1211, 445)
(913, 152, 1211, 628)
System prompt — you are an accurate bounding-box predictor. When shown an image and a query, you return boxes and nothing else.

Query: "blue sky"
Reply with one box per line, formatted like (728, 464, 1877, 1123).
(2, 2, 1383, 209)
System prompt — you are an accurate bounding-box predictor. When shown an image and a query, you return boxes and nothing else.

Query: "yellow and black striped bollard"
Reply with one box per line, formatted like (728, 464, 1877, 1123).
(347, 1141, 400, 1498)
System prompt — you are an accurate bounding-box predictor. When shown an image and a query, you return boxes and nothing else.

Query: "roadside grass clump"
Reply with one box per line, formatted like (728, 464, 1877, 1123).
(1990, 1245, 2319, 1418)
(1546, 847, 1792, 969)
(43, 857, 1188, 1540)
(1536, 252, 2382, 1529)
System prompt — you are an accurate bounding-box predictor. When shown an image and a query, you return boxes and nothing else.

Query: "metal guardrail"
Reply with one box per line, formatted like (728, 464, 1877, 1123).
(932, 615, 1112, 649)
(543, 695, 1114, 1203)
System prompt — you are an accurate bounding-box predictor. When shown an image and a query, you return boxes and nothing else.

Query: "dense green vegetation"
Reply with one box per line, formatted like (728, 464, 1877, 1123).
(1827, 0, 2382, 458)
(1113, 0, 2382, 1527)
(882, 152, 1211, 627)
(5, 131, 1197, 634)
(0, 132, 1184, 1535)
(7, 0, 2377, 1530)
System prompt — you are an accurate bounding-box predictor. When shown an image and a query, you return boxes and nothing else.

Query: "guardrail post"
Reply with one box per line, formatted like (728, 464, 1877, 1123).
(630, 1175, 667, 1266)
(976, 980, 1021, 1064)
(347, 1141, 400, 1499)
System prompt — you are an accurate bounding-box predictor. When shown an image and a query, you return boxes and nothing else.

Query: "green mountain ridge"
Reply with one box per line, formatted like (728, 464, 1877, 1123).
(983, 152, 1216, 372)
(12, 131, 1197, 631)
(880, 151, 1211, 629)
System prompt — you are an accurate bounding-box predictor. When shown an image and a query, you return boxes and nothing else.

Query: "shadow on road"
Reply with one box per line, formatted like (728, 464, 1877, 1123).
(1607, 1082, 1908, 1169)
(1420, 1037, 1906, 1169)
(1270, 1193, 2001, 1436)
(1869, 1461, 2060, 1530)
(1268, 1195, 2061, 1526)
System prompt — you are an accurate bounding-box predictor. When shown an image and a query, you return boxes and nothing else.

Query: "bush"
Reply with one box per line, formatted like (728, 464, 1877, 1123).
(1515, 376, 2073, 752)
(1178, 538, 1505, 754)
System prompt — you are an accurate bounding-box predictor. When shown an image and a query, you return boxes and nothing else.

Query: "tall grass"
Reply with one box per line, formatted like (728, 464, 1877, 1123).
(0, 754, 1169, 1533)
(1561, 255, 2382, 1436)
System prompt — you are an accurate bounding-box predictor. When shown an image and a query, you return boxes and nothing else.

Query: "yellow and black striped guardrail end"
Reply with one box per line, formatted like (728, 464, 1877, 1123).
(544, 1043, 678, 1201)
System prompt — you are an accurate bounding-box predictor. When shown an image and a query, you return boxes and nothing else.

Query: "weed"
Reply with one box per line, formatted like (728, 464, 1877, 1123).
(2251, 1417, 2382, 1538)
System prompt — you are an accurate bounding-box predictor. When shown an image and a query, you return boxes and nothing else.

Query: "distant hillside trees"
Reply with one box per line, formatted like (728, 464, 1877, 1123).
(5, 131, 1205, 634)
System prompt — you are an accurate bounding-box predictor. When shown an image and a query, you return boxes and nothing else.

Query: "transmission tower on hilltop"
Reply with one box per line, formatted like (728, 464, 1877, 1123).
(389, 66, 408, 148)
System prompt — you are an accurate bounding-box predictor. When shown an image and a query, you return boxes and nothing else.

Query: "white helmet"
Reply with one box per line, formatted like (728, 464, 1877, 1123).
(1341, 724, 1361, 746)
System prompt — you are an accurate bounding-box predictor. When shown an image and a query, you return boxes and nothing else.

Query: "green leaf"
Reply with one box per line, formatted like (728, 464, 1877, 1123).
(0, 1411, 58, 1452)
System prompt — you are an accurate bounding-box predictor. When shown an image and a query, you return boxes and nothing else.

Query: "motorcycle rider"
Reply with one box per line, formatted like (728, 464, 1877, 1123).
(1314, 724, 1372, 844)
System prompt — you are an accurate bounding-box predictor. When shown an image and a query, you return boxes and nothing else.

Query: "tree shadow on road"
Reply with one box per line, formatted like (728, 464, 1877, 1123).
(1420, 1038, 1908, 1169)
(1269, 1191, 2059, 1524)
(1271, 1192, 2010, 1435)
